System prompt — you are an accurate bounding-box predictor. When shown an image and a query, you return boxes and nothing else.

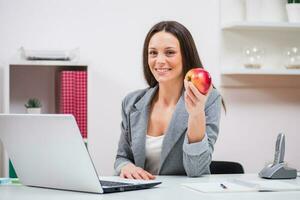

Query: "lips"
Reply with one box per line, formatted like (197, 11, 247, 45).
(155, 68, 172, 73)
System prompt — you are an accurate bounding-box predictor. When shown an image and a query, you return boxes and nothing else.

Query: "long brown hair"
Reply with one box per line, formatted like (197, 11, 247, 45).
(142, 21, 226, 112)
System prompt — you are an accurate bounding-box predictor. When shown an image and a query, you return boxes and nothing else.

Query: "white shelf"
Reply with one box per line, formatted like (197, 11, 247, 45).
(221, 68, 300, 75)
(221, 22, 300, 31)
(220, 4, 300, 87)
(9, 59, 88, 67)
(3, 61, 88, 177)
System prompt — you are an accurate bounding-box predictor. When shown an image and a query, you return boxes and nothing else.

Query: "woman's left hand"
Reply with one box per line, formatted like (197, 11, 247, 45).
(184, 80, 212, 116)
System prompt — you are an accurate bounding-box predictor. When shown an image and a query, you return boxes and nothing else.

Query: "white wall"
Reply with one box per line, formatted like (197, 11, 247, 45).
(0, 0, 299, 176)
(216, 87, 300, 172)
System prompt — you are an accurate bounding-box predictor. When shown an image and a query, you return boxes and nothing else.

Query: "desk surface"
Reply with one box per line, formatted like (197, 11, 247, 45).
(1, 174, 300, 200)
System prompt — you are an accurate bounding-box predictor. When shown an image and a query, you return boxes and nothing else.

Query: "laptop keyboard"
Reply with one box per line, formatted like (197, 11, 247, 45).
(99, 180, 134, 187)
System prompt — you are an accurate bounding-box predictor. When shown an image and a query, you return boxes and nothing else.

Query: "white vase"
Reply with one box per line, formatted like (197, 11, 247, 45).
(26, 108, 41, 114)
(286, 4, 300, 23)
(261, 0, 287, 22)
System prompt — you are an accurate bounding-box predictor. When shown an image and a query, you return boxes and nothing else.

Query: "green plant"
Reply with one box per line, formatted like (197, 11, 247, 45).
(24, 98, 42, 108)
(288, 0, 300, 3)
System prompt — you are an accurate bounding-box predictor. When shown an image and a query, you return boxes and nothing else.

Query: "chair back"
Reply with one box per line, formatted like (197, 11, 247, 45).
(210, 161, 244, 174)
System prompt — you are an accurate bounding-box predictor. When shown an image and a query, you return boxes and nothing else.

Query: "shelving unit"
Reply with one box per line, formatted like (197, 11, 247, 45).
(9, 59, 88, 67)
(2, 58, 88, 177)
(221, 68, 300, 75)
(222, 22, 300, 31)
(8, 62, 87, 114)
(220, 20, 300, 86)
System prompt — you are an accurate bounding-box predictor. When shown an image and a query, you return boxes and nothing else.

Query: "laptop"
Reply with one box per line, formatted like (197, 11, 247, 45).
(0, 114, 161, 193)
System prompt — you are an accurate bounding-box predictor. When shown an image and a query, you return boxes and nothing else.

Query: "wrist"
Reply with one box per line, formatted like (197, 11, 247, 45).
(121, 162, 134, 170)
(189, 109, 205, 119)
(187, 130, 205, 143)
(187, 111, 206, 143)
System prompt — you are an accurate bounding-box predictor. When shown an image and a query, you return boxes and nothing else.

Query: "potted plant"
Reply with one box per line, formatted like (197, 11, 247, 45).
(25, 98, 42, 114)
(287, 0, 300, 22)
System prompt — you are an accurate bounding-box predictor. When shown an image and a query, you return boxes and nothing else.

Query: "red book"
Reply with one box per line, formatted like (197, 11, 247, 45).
(60, 71, 75, 114)
(74, 71, 87, 138)
(60, 71, 87, 138)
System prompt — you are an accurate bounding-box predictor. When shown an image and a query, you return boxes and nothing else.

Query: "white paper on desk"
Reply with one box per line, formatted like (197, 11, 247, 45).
(182, 181, 258, 193)
(182, 179, 300, 193)
(248, 180, 300, 192)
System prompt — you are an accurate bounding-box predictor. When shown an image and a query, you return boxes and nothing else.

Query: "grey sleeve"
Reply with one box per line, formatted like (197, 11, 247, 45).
(114, 98, 134, 175)
(182, 94, 222, 177)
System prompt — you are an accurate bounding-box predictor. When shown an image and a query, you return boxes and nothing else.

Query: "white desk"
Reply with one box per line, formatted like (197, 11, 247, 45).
(0, 174, 300, 200)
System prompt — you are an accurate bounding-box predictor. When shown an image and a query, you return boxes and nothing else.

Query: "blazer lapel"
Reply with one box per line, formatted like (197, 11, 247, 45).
(129, 86, 158, 168)
(159, 92, 188, 172)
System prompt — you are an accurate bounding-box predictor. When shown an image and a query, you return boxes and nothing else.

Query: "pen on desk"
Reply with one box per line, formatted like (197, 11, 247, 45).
(220, 183, 227, 189)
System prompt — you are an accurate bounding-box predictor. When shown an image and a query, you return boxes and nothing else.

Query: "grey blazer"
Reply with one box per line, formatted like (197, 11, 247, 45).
(114, 85, 222, 177)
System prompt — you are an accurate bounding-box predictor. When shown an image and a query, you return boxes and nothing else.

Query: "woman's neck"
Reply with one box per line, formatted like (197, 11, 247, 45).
(155, 80, 183, 107)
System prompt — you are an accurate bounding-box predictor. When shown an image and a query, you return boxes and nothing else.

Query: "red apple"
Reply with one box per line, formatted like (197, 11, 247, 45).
(185, 68, 212, 95)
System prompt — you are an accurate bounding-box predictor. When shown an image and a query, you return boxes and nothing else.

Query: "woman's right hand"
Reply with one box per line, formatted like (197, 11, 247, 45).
(120, 163, 155, 180)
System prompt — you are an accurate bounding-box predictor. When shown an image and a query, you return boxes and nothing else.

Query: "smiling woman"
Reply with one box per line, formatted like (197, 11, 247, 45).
(114, 21, 223, 180)
(147, 31, 183, 85)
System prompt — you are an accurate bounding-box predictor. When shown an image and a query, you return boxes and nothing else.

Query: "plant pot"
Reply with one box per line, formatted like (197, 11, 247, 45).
(26, 108, 41, 114)
(286, 4, 300, 23)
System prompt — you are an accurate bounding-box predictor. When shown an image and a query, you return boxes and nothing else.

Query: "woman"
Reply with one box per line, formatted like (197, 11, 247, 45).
(114, 21, 222, 180)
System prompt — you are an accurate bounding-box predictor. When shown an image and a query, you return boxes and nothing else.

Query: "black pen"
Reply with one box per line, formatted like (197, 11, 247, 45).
(220, 183, 227, 189)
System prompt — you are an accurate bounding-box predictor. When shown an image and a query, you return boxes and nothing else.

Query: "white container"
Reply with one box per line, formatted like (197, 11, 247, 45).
(286, 4, 300, 23)
(243, 46, 265, 69)
(284, 47, 300, 69)
(261, 0, 287, 22)
(246, 0, 262, 22)
(26, 108, 41, 114)
(221, 0, 245, 24)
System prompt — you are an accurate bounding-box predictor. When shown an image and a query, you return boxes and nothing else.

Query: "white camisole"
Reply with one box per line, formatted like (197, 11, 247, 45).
(144, 134, 165, 175)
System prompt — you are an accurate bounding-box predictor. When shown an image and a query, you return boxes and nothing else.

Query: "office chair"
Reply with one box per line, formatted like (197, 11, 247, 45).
(210, 161, 244, 174)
